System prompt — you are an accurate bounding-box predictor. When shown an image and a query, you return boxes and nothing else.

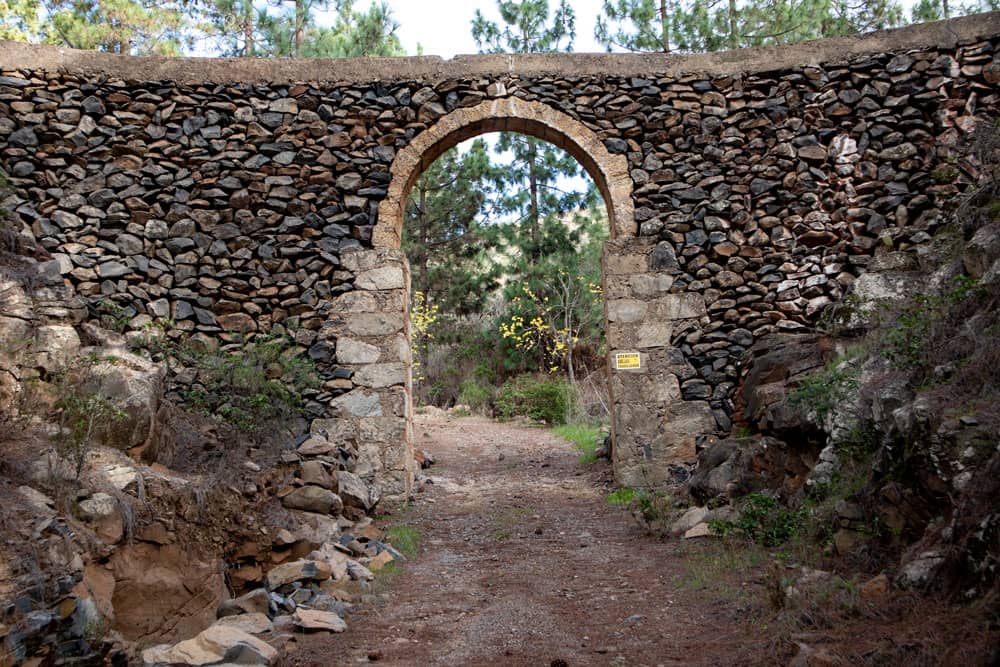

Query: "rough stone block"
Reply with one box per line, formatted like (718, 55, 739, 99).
(329, 390, 383, 417)
(359, 416, 406, 444)
(336, 338, 380, 364)
(629, 273, 675, 295)
(353, 363, 406, 388)
(603, 254, 647, 275)
(356, 266, 405, 290)
(346, 313, 405, 336)
(635, 321, 673, 348)
(611, 372, 680, 405)
(606, 298, 647, 323)
(650, 294, 707, 320)
(310, 417, 360, 442)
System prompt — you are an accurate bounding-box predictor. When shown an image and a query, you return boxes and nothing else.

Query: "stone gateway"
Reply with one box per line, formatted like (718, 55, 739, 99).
(1, 12, 998, 495)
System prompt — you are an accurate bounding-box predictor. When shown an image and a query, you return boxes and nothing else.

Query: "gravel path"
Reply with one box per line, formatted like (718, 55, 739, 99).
(290, 414, 760, 666)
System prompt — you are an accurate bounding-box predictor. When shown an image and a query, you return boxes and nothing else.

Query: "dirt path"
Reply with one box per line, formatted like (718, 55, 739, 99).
(290, 414, 765, 666)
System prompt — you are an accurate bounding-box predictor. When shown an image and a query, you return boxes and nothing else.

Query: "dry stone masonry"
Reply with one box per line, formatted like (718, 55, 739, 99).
(1, 12, 998, 493)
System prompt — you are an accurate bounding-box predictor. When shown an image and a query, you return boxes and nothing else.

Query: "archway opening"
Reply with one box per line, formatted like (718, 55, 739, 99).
(403, 128, 611, 425)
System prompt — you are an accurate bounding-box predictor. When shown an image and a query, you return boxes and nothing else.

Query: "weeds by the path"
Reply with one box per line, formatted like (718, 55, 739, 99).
(385, 524, 422, 558)
(553, 423, 605, 463)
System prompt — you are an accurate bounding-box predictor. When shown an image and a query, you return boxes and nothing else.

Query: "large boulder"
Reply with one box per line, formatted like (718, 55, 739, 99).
(265, 559, 332, 590)
(141, 623, 278, 666)
(85, 348, 165, 451)
(292, 608, 347, 633)
(964, 223, 1000, 280)
(31, 324, 81, 373)
(108, 543, 226, 644)
(688, 435, 811, 504)
(337, 471, 379, 511)
(77, 492, 124, 544)
(281, 485, 342, 515)
(738, 333, 829, 439)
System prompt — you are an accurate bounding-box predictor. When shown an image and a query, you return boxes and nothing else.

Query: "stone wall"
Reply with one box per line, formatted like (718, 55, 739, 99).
(603, 237, 718, 487)
(1, 13, 998, 492)
(317, 248, 414, 494)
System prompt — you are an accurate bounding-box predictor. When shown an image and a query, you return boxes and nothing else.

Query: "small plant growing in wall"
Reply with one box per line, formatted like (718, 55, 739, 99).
(0, 168, 17, 254)
(93, 299, 132, 333)
(175, 332, 320, 447)
(788, 352, 862, 422)
(709, 492, 806, 548)
(51, 355, 127, 481)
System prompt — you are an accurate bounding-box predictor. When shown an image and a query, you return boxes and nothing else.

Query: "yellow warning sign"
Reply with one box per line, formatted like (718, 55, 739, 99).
(614, 352, 641, 370)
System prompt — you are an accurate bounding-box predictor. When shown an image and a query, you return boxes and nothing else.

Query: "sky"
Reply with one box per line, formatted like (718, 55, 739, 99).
(329, 0, 611, 58)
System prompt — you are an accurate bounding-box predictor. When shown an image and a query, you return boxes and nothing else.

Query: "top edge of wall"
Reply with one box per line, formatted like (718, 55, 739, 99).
(0, 12, 998, 85)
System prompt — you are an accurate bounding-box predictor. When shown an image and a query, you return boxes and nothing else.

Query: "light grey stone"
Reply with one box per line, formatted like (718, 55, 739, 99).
(606, 299, 647, 323)
(346, 313, 405, 336)
(336, 338, 380, 364)
(355, 266, 405, 290)
(330, 390, 383, 417)
(353, 363, 406, 388)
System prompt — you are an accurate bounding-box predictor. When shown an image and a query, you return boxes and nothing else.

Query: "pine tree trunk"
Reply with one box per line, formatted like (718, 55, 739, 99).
(244, 15, 254, 57)
(295, 0, 305, 58)
(528, 139, 540, 263)
(418, 180, 429, 294)
(728, 0, 738, 50)
(659, 0, 670, 53)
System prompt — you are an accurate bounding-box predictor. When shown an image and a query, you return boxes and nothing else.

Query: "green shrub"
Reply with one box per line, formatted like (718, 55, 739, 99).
(458, 379, 492, 411)
(93, 299, 132, 333)
(788, 353, 861, 422)
(169, 333, 319, 445)
(606, 488, 636, 505)
(51, 354, 127, 481)
(0, 168, 17, 254)
(494, 374, 571, 424)
(712, 492, 805, 547)
(385, 525, 421, 558)
(877, 275, 985, 371)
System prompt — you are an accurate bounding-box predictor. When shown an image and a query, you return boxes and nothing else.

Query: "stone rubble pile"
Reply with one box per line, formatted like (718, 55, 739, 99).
(144, 532, 405, 666)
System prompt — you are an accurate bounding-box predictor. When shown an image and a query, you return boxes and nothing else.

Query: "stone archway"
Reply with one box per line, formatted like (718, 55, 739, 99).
(373, 96, 636, 250)
(363, 96, 638, 495)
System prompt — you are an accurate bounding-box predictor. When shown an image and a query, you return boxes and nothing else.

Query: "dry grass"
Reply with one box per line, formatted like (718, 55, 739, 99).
(672, 537, 1000, 666)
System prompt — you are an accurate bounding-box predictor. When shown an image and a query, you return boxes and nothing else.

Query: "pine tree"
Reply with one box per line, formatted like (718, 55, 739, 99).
(252, 0, 403, 58)
(403, 141, 499, 316)
(45, 0, 189, 55)
(305, 0, 404, 57)
(595, 0, 906, 54)
(911, 0, 998, 21)
(470, 0, 587, 266)
(595, 0, 672, 52)
(472, 0, 575, 54)
(469, 0, 608, 386)
(0, 0, 42, 42)
(491, 133, 596, 265)
(202, 0, 268, 57)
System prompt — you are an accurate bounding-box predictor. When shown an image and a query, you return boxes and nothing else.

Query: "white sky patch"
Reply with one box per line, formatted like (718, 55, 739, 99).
(316, 0, 611, 57)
